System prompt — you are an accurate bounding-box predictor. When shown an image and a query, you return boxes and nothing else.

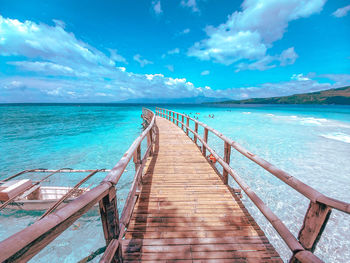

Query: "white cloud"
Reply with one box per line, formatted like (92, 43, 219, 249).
(175, 28, 191, 37)
(161, 48, 180, 59)
(166, 65, 174, 72)
(0, 16, 115, 68)
(0, 15, 210, 102)
(133, 54, 154, 67)
(279, 47, 298, 66)
(168, 48, 180, 55)
(108, 49, 127, 63)
(152, 0, 163, 15)
(201, 70, 210, 75)
(181, 0, 199, 13)
(188, 0, 325, 65)
(235, 47, 298, 72)
(291, 73, 310, 81)
(182, 28, 190, 34)
(8, 61, 79, 76)
(332, 5, 350, 17)
(204, 73, 350, 100)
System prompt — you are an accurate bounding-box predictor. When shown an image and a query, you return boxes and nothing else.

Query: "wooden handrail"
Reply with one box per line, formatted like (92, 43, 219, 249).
(156, 107, 350, 262)
(156, 107, 350, 214)
(0, 108, 157, 263)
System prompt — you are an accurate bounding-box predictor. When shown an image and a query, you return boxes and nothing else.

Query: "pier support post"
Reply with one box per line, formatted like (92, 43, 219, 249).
(223, 142, 231, 185)
(99, 186, 123, 262)
(202, 128, 208, 156)
(194, 122, 199, 144)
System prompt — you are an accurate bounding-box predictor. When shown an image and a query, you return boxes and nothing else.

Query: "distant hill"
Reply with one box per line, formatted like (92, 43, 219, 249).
(211, 86, 350, 105)
(117, 95, 228, 104)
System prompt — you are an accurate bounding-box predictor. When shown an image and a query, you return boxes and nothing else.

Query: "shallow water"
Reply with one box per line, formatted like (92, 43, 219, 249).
(0, 104, 349, 262)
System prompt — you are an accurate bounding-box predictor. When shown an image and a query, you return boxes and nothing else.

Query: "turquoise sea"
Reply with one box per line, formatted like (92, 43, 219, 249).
(0, 104, 349, 262)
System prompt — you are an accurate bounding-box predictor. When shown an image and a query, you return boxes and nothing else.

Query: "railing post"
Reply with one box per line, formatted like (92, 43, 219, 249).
(291, 202, 332, 262)
(299, 202, 331, 250)
(99, 186, 122, 262)
(186, 117, 189, 136)
(133, 145, 141, 171)
(181, 115, 184, 130)
(173, 112, 175, 123)
(194, 122, 199, 144)
(202, 128, 208, 156)
(147, 129, 153, 156)
(166, 110, 168, 120)
(176, 113, 179, 126)
(223, 142, 231, 185)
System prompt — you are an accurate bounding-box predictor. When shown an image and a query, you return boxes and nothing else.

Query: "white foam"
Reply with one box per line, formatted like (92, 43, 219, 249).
(321, 133, 350, 143)
(265, 114, 350, 128)
(242, 112, 251, 114)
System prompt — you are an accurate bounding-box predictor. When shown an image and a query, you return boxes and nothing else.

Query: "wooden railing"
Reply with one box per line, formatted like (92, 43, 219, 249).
(156, 107, 350, 263)
(0, 108, 157, 263)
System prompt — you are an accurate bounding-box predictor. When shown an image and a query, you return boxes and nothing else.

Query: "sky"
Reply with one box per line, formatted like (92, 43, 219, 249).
(0, 0, 349, 102)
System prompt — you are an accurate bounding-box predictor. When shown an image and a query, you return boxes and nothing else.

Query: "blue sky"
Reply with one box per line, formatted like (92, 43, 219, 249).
(0, 0, 349, 102)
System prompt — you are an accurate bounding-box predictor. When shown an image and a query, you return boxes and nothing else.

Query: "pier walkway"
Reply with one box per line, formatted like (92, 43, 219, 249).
(122, 117, 281, 262)
(0, 108, 349, 263)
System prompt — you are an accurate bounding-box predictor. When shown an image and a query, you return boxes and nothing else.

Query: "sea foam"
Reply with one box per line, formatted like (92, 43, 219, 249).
(321, 132, 350, 143)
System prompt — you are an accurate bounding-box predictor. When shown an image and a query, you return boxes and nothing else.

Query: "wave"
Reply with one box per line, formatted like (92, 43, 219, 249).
(321, 133, 350, 143)
(264, 114, 350, 128)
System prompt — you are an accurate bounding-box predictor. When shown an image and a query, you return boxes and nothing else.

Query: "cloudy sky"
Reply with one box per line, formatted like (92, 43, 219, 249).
(0, 0, 349, 102)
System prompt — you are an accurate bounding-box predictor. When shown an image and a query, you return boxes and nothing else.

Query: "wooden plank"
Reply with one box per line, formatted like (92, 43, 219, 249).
(122, 117, 281, 262)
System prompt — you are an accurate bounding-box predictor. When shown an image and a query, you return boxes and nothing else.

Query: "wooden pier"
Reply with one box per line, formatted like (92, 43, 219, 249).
(122, 117, 280, 262)
(0, 108, 349, 263)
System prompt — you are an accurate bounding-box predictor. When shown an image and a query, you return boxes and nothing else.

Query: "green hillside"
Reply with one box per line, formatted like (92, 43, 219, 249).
(213, 86, 350, 105)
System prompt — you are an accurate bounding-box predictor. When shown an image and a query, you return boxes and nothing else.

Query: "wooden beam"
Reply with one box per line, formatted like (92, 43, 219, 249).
(0, 183, 110, 262)
(223, 142, 231, 185)
(99, 186, 122, 262)
(155, 108, 350, 215)
(194, 122, 199, 145)
(133, 145, 141, 172)
(186, 117, 189, 136)
(147, 129, 153, 156)
(297, 202, 331, 252)
(181, 115, 184, 130)
(99, 239, 121, 263)
(202, 127, 208, 156)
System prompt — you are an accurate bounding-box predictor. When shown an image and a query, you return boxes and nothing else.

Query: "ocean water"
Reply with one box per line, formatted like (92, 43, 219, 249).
(0, 104, 349, 262)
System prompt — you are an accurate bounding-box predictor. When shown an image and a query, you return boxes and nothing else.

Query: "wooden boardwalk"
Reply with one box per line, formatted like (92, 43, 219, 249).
(1, 108, 349, 262)
(122, 117, 282, 262)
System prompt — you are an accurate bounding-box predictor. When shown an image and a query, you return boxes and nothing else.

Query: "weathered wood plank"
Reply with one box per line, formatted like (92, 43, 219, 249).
(122, 117, 281, 262)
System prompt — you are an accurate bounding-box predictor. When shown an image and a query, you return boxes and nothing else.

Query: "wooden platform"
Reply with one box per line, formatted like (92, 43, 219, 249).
(121, 117, 281, 262)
